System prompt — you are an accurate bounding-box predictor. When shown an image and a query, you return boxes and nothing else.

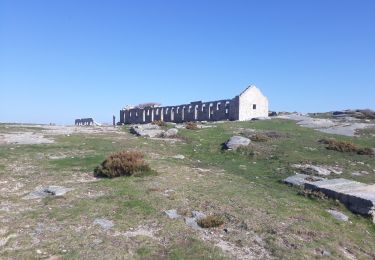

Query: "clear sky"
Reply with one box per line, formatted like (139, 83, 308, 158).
(1, 0, 374, 124)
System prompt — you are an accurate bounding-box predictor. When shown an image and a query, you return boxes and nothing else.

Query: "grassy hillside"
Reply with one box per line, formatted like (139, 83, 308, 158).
(0, 119, 374, 259)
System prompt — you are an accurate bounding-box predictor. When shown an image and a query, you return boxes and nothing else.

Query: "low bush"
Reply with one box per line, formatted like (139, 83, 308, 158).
(319, 139, 357, 153)
(319, 138, 373, 155)
(250, 133, 269, 142)
(152, 120, 167, 127)
(186, 122, 199, 130)
(94, 151, 151, 178)
(197, 215, 224, 228)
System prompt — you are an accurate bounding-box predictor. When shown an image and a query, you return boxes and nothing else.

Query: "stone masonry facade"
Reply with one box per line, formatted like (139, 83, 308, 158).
(119, 85, 268, 124)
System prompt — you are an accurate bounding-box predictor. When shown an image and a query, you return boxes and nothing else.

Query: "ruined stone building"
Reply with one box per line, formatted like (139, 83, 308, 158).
(119, 85, 268, 124)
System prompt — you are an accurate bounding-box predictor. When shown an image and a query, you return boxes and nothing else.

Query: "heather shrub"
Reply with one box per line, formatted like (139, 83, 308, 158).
(197, 215, 224, 228)
(186, 122, 199, 130)
(318, 138, 373, 155)
(152, 120, 167, 127)
(319, 139, 357, 153)
(94, 151, 151, 178)
(250, 133, 269, 142)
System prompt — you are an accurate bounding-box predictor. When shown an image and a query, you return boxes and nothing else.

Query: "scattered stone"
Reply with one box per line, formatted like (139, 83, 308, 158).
(283, 174, 325, 186)
(93, 218, 114, 230)
(165, 209, 180, 219)
(172, 154, 185, 160)
(225, 136, 251, 150)
(322, 250, 331, 257)
(326, 209, 349, 222)
(24, 186, 73, 199)
(163, 128, 178, 138)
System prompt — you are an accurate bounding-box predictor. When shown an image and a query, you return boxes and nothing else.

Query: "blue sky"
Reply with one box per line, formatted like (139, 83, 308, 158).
(1, 0, 374, 124)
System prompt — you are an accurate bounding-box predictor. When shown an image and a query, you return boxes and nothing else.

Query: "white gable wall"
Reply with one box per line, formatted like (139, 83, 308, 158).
(238, 86, 268, 121)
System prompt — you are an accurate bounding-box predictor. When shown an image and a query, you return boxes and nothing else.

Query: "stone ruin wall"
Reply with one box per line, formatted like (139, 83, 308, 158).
(119, 97, 240, 124)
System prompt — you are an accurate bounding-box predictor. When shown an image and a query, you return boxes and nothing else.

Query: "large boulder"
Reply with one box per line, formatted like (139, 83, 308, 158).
(163, 128, 178, 138)
(130, 124, 165, 138)
(225, 136, 251, 150)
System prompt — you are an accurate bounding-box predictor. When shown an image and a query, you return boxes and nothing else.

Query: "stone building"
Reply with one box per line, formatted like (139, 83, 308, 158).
(119, 85, 268, 124)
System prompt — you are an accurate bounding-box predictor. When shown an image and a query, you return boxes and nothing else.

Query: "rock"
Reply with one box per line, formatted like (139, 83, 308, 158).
(93, 218, 114, 230)
(185, 217, 201, 230)
(163, 128, 178, 138)
(322, 250, 331, 256)
(172, 154, 185, 160)
(326, 209, 349, 222)
(164, 209, 180, 219)
(130, 125, 165, 138)
(184, 211, 206, 230)
(283, 174, 325, 186)
(304, 178, 375, 220)
(372, 148, 375, 155)
(225, 136, 251, 150)
(192, 211, 206, 220)
(24, 186, 73, 199)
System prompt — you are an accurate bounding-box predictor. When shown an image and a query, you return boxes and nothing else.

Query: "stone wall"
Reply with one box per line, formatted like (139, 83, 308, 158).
(120, 98, 238, 124)
(119, 85, 268, 124)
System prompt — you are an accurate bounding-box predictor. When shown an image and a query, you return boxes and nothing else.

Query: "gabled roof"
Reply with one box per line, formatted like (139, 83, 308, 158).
(239, 84, 257, 96)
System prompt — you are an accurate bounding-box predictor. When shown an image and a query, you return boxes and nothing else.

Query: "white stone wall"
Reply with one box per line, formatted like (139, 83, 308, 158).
(238, 85, 268, 120)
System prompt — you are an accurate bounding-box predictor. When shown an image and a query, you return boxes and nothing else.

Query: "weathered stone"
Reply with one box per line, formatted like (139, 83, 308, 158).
(24, 186, 73, 199)
(225, 136, 251, 150)
(326, 209, 348, 222)
(192, 211, 206, 220)
(163, 128, 178, 138)
(372, 148, 375, 155)
(283, 174, 325, 186)
(185, 217, 201, 230)
(305, 178, 375, 218)
(93, 218, 114, 230)
(164, 209, 180, 219)
(130, 125, 165, 138)
(184, 211, 206, 230)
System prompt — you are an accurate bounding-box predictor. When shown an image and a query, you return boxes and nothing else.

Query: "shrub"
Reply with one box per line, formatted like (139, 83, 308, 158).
(94, 151, 151, 178)
(319, 139, 357, 153)
(152, 120, 167, 127)
(186, 122, 199, 130)
(197, 215, 224, 228)
(250, 133, 269, 142)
